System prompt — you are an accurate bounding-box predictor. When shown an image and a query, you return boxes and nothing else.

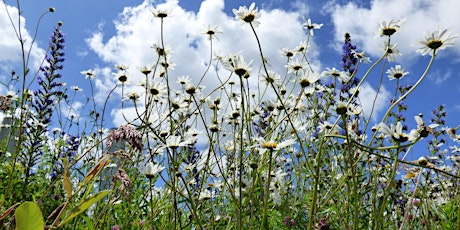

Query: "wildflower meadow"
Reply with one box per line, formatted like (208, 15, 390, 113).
(1, 1, 460, 229)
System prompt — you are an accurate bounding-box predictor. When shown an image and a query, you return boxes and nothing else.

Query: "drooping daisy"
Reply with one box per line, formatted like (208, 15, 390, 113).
(147, 82, 167, 101)
(177, 75, 191, 85)
(170, 96, 190, 113)
(260, 70, 281, 86)
(223, 55, 253, 78)
(303, 86, 315, 96)
(70, 86, 82, 92)
(298, 69, 321, 88)
(81, 69, 95, 80)
(318, 121, 339, 134)
(386, 65, 409, 80)
(198, 189, 214, 200)
(160, 60, 175, 70)
(347, 104, 363, 116)
(151, 7, 170, 18)
(334, 101, 348, 115)
(139, 65, 152, 75)
(127, 92, 140, 101)
(356, 51, 371, 64)
(165, 135, 190, 149)
(377, 121, 418, 142)
(296, 40, 309, 53)
(152, 43, 172, 57)
(232, 2, 260, 27)
(286, 59, 307, 74)
(322, 67, 350, 82)
(115, 64, 128, 71)
(115, 71, 129, 84)
(377, 19, 405, 37)
(280, 48, 296, 59)
(382, 42, 401, 62)
(185, 83, 196, 95)
(203, 24, 222, 40)
(265, 139, 295, 150)
(6, 90, 19, 101)
(303, 18, 323, 36)
(417, 29, 457, 56)
(262, 99, 277, 112)
(143, 162, 165, 179)
(447, 127, 460, 142)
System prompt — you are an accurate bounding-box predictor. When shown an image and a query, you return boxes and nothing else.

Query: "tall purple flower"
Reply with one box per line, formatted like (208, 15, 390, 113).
(62, 134, 80, 159)
(23, 23, 65, 156)
(341, 33, 358, 75)
(21, 23, 67, 197)
(339, 33, 361, 104)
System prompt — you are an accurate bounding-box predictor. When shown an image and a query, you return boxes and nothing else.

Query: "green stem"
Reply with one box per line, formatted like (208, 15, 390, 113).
(308, 137, 326, 229)
(149, 178, 154, 226)
(262, 149, 274, 229)
(341, 114, 359, 229)
(376, 145, 400, 228)
(380, 53, 436, 123)
(249, 22, 311, 175)
(238, 74, 245, 230)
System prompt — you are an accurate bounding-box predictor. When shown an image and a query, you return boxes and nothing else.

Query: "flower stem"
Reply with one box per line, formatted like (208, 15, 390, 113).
(380, 53, 436, 123)
(308, 137, 326, 229)
(261, 149, 273, 229)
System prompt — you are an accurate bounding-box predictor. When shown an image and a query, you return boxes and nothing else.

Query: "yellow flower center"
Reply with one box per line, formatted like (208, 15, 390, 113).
(382, 28, 396, 36)
(234, 68, 248, 77)
(157, 12, 168, 18)
(149, 88, 159, 95)
(118, 75, 127, 82)
(393, 73, 402, 79)
(427, 40, 443, 50)
(263, 141, 278, 149)
(293, 65, 303, 71)
(406, 172, 416, 179)
(243, 14, 255, 23)
(299, 79, 311, 88)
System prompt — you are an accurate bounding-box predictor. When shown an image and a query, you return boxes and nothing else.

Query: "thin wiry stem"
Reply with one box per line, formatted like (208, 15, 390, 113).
(380, 53, 436, 123)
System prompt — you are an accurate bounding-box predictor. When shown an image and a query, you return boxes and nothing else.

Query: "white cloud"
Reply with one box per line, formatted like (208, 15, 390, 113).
(358, 82, 391, 122)
(85, 0, 321, 127)
(428, 68, 452, 85)
(290, 1, 310, 16)
(0, 2, 46, 87)
(93, 66, 117, 104)
(64, 101, 84, 121)
(327, 0, 460, 63)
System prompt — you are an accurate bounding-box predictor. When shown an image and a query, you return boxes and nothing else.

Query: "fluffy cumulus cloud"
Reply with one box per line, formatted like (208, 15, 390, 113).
(327, 0, 460, 62)
(428, 68, 452, 86)
(358, 82, 390, 122)
(0, 2, 46, 89)
(324, 0, 460, 123)
(85, 0, 321, 126)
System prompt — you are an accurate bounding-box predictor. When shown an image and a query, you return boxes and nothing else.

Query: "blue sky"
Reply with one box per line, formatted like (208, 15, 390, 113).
(1, 0, 460, 158)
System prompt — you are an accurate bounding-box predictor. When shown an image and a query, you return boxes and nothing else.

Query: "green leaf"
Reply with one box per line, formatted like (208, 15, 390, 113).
(15, 201, 44, 230)
(81, 215, 94, 230)
(59, 190, 111, 227)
